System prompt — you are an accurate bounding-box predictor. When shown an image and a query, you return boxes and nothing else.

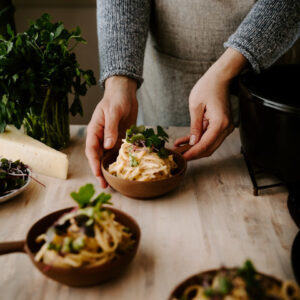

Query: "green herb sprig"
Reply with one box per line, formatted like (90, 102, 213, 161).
(70, 183, 112, 209)
(0, 14, 96, 148)
(68, 183, 112, 236)
(126, 125, 169, 158)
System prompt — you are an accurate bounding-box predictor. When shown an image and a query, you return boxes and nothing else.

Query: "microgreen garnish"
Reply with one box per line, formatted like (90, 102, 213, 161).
(126, 125, 169, 158)
(70, 183, 112, 208)
(129, 153, 139, 167)
(69, 184, 112, 237)
(0, 158, 29, 196)
(238, 260, 265, 298)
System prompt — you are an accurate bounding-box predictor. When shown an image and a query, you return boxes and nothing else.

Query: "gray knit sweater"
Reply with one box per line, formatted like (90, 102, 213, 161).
(97, 0, 300, 87)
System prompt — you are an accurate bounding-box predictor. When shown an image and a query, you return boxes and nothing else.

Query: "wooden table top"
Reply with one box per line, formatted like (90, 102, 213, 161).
(0, 126, 298, 300)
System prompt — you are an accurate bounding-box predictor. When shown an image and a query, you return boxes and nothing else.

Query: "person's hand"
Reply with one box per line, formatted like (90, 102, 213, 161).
(174, 48, 247, 160)
(85, 76, 138, 188)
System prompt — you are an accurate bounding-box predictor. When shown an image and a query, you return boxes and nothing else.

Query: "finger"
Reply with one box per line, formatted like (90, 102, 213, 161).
(97, 176, 108, 189)
(86, 130, 109, 189)
(184, 122, 224, 160)
(103, 111, 121, 149)
(203, 118, 209, 132)
(184, 122, 233, 160)
(189, 103, 205, 145)
(174, 135, 190, 147)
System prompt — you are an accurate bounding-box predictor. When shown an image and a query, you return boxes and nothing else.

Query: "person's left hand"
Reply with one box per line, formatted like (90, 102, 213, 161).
(174, 67, 234, 160)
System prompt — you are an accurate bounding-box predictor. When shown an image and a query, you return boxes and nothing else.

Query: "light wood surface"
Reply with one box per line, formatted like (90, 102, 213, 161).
(0, 126, 297, 300)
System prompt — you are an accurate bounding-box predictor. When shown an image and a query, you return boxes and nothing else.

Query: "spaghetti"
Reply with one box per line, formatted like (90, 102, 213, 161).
(35, 185, 135, 268)
(109, 140, 177, 181)
(173, 261, 300, 300)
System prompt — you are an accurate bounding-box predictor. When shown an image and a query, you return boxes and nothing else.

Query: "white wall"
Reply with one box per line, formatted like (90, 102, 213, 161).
(14, 0, 102, 125)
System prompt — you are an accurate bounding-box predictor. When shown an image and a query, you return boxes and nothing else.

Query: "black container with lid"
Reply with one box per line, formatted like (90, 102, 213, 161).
(239, 65, 300, 285)
(239, 64, 300, 184)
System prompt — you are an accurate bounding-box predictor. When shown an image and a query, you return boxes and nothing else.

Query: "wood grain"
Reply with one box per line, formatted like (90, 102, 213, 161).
(0, 126, 297, 300)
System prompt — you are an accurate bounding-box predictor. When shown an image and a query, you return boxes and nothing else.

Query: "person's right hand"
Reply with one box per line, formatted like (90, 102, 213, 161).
(85, 76, 138, 188)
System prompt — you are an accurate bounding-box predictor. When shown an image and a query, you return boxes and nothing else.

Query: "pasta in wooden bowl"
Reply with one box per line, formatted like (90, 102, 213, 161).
(25, 184, 140, 286)
(169, 260, 300, 300)
(102, 125, 187, 199)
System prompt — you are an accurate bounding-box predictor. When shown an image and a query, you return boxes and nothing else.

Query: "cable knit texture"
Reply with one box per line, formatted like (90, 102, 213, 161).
(224, 0, 300, 72)
(97, 0, 300, 86)
(97, 0, 150, 88)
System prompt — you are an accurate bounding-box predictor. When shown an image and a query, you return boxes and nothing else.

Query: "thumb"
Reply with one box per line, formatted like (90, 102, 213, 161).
(189, 103, 205, 145)
(103, 112, 120, 149)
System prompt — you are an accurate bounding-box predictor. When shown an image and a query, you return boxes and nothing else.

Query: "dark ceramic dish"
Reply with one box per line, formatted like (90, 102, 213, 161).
(101, 147, 188, 199)
(0, 206, 141, 287)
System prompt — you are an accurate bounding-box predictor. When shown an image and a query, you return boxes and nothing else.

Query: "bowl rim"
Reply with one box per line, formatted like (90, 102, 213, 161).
(101, 148, 187, 185)
(25, 206, 141, 272)
(169, 266, 283, 299)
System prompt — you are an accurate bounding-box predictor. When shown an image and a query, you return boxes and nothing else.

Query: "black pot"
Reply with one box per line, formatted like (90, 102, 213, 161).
(239, 65, 300, 184)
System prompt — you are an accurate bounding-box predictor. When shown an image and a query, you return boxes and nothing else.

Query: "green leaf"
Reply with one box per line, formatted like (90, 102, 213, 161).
(6, 24, 14, 37)
(157, 147, 168, 158)
(92, 192, 112, 207)
(129, 153, 139, 167)
(157, 126, 168, 140)
(54, 24, 64, 39)
(218, 277, 232, 294)
(70, 183, 95, 208)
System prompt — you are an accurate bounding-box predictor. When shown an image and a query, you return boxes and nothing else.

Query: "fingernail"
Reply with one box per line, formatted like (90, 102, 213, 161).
(189, 135, 197, 145)
(104, 138, 113, 149)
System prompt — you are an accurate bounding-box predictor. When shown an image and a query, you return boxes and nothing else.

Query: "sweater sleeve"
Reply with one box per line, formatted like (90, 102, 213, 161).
(224, 0, 300, 72)
(97, 0, 150, 88)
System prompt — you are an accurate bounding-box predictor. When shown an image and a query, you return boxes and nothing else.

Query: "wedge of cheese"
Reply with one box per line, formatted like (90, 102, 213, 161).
(0, 125, 68, 179)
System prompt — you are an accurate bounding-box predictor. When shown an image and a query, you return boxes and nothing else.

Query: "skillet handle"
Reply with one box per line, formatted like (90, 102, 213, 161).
(173, 144, 192, 155)
(0, 241, 26, 255)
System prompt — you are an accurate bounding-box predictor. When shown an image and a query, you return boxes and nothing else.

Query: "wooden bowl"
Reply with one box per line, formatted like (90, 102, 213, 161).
(169, 268, 284, 300)
(0, 206, 141, 287)
(101, 148, 187, 199)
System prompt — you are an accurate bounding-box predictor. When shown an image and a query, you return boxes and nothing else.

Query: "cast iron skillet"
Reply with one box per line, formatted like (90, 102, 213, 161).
(0, 206, 141, 286)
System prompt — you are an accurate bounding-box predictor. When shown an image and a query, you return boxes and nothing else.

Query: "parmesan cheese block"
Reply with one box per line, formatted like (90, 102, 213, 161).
(0, 125, 68, 179)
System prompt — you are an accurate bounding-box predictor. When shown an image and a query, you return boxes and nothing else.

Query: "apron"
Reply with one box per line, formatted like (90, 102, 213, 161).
(137, 0, 256, 126)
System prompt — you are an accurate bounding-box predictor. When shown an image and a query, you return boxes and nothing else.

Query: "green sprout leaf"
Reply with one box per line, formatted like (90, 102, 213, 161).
(218, 277, 233, 294)
(92, 192, 112, 207)
(129, 153, 139, 167)
(125, 125, 169, 158)
(70, 183, 95, 208)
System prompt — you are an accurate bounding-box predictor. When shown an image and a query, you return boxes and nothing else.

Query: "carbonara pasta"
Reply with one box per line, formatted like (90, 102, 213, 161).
(173, 262, 300, 300)
(34, 185, 135, 268)
(109, 140, 177, 181)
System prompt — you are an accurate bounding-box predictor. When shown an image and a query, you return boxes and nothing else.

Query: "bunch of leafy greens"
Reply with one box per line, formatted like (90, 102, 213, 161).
(126, 125, 169, 158)
(0, 158, 29, 196)
(0, 14, 96, 149)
